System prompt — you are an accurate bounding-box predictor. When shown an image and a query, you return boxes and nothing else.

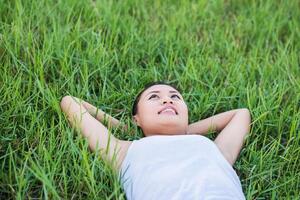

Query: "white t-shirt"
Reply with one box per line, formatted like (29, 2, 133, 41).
(118, 134, 246, 200)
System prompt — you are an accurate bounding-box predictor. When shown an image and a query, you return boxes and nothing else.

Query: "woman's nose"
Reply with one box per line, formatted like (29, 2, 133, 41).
(162, 97, 173, 104)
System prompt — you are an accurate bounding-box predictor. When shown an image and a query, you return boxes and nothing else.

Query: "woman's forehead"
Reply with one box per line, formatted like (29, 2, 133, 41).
(141, 85, 181, 98)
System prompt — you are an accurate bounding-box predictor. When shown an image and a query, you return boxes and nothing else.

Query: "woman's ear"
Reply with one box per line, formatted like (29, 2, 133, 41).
(132, 115, 141, 127)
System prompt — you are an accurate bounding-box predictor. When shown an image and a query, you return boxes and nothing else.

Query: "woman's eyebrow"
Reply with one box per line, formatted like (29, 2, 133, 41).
(145, 90, 179, 97)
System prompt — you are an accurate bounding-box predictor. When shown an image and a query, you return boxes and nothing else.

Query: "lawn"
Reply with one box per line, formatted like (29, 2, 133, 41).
(0, 0, 299, 199)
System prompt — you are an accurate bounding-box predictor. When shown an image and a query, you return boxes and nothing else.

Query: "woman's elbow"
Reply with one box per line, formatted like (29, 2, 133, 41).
(60, 95, 73, 111)
(240, 108, 251, 131)
(240, 108, 251, 118)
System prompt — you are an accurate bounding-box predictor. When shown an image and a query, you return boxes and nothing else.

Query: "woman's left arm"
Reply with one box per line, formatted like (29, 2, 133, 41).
(187, 108, 251, 165)
(213, 109, 251, 165)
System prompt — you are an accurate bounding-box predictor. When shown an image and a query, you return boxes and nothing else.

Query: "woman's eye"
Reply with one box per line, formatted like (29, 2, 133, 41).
(148, 94, 180, 100)
(171, 94, 181, 99)
(149, 94, 158, 99)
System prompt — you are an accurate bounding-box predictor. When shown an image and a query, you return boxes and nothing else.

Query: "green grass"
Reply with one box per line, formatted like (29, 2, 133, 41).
(0, 0, 299, 199)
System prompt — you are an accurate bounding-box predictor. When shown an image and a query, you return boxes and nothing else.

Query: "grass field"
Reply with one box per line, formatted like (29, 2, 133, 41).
(0, 0, 299, 199)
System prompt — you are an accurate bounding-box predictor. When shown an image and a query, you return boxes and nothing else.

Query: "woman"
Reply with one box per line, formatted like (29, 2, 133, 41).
(60, 81, 251, 199)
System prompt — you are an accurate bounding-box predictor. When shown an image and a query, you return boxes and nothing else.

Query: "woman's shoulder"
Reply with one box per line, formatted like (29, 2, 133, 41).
(119, 140, 134, 152)
(116, 140, 134, 171)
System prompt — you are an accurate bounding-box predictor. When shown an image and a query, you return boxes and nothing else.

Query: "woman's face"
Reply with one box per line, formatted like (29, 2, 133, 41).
(133, 84, 189, 137)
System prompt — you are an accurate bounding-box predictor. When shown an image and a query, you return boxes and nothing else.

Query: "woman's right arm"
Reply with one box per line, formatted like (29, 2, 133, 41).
(83, 100, 128, 131)
(60, 95, 127, 171)
(71, 97, 128, 132)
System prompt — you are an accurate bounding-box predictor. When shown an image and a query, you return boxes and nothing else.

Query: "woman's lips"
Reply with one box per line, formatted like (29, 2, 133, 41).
(160, 109, 177, 115)
(158, 108, 178, 115)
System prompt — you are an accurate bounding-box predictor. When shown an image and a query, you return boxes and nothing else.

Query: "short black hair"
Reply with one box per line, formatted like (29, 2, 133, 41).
(131, 81, 181, 117)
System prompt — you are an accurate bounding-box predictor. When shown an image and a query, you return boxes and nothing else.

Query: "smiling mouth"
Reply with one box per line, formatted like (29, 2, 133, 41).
(158, 108, 178, 115)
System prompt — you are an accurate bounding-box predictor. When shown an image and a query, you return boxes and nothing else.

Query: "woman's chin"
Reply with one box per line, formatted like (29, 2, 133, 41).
(158, 113, 179, 117)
